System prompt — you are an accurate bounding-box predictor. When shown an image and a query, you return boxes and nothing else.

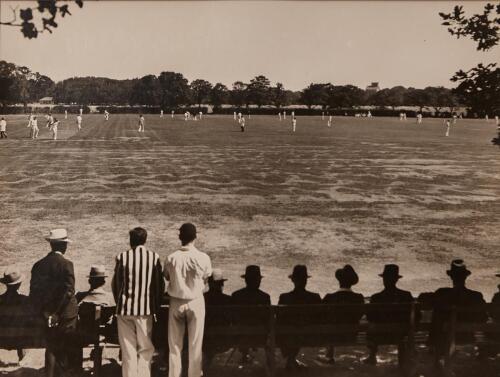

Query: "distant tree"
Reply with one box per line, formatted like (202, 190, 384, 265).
(230, 81, 247, 108)
(271, 82, 288, 109)
(29, 73, 55, 101)
(158, 71, 191, 109)
(405, 88, 429, 113)
(129, 75, 161, 106)
(439, 3, 499, 115)
(370, 86, 406, 109)
(246, 75, 271, 108)
(209, 83, 228, 110)
(300, 83, 329, 109)
(0, 0, 84, 39)
(190, 79, 212, 108)
(327, 85, 366, 109)
(423, 86, 459, 115)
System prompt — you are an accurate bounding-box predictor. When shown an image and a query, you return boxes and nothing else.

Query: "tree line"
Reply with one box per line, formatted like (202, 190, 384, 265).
(0, 59, 497, 115)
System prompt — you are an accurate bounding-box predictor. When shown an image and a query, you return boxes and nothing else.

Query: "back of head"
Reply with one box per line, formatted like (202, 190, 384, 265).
(50, 240, 68, 253)
(130, 227, 147, 248)
(179, 223, 197, 246)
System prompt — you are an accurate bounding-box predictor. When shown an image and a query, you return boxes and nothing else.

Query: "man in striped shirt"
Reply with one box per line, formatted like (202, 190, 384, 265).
(112, 227, 165, 377)
(164, 223, 212, 377)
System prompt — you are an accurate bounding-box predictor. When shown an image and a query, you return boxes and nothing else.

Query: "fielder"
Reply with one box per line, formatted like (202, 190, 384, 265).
(184, 112, 189, 121)
(233, 111, 237, 120)
(279, 112, 282, 121)
(445, 119, 451, 137)
(199, 111, 203, 120)
(46, 113, 53, 128)
(160, 110, 164, 118)
(283, 111, 287, 120)
(417, 114, 423, 124)
(171, 110, 174, 119)
(452, 114, 457, 124)
(322, 112, 324, 120)
(292, 117, 297, 133)
(27, 113, 34, 138)
(367, 111, 372, 118)
(31, 116, 39, 139)
(76, 114, 82, 131)
(240, 117, 245, 132)
(0, 117, 7, 139)
(104, 110, 109, 121)
(65, 110, 68, 119)
(138, 114, 145, 132)
(495, 115, 499, 126)
(50, 118, 60, 140)
(79, 107, 83, 116)
(328, 115, 332, 127)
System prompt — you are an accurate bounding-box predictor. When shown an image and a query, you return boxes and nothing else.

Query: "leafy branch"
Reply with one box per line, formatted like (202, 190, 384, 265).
(0, 0, 83, 39)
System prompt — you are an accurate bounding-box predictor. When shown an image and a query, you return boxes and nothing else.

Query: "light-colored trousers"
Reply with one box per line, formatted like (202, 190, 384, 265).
(117, 315, 154, 377)
(168, 296, 205, 377)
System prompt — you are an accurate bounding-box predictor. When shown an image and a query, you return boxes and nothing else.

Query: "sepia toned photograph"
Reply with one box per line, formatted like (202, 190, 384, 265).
(0, 1, 499, 377)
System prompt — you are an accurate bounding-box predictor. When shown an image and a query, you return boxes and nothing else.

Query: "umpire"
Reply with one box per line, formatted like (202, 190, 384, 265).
(30, 229, 79, 377)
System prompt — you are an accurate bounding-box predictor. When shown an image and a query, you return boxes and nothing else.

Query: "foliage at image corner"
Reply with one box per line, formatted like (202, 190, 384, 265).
(1, 0, 83, 39)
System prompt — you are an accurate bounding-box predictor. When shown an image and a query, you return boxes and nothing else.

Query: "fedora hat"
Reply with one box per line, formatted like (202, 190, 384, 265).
(0, 270, 24, 285)
(446, 259, 471, 277)
(289, 265, 311, 280)
(45, 228, 71, 243)
(496, 273, 500, 278)
(209, 268, 227, 282)
(241, 265, 263, 279)
(335, 264, 359, 286)
(379, 264, 402, 279)
(87, 265, 107, 278)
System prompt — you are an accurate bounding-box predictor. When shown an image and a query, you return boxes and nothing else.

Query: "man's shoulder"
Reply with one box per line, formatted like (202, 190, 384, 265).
(464, 287, 485, 301)
(231, 288, 246, 298)
(278, 291, 293, 303)
(306, 290, 322, 301)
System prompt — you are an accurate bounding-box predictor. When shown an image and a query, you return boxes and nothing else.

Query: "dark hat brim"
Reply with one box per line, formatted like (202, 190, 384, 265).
(446, 269, 471, 277)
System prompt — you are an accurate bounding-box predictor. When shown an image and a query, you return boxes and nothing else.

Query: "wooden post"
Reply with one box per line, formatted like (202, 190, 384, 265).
(267, 306, 276, 377)
(444, 306, 457, 374)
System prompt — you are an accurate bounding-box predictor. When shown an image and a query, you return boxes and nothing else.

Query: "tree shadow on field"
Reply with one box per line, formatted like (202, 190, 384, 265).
(0, 367, 44, 377)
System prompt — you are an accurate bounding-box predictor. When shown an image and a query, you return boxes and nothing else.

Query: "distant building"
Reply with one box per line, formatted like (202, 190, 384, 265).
(365, 82, 380, 94)
(39, 97, 54, 104)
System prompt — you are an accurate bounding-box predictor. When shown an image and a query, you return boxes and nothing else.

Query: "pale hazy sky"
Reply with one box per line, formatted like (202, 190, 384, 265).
(0, 1, 498, 90)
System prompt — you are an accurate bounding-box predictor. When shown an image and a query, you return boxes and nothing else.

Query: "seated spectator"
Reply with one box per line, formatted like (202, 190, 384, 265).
(76, 265, 114, 306)
(203, 269, 231, 367)
(0, 269, 29, 363)
(231, 265, 271, 365)
(278, 265, 321, 369)
(430, 260, 487, 366)
(320, 264, 364, 364)
(492, 273, 500, 323)
(365, 264, 415, 367)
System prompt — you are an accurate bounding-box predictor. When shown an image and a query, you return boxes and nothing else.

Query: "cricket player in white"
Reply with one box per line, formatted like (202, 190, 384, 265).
(238, 112, 242, 121)
(199, 111, 202, 120)
(160, 110, 164, 118)
(279, 112, 282, 121)
(0, 117, 7, 139)
(367, 111, 372, 118)
(327, 115, 332, 127)
(452, 114, 457, 124)
(171, 110, 174, 119)
(104, 110, 109, 121)
(292, 117, 297, 133)
(240, 117, 245, 132)
(50, 118, 59, 140)
(233, 111, 237, 120)
(495, 115, 499, 126)
(291, 111, 295, 119)
(76, 114, 82, 131)
(46, 113, 53, 128)
(138, 115, 145, 132)
(27, 113, 34, 138)
(184, 112, 188, 121)
(322, 112, 324, 120)
(79, 107, 83, 116)
(283, 111, 287, 120)
(445, 119, 451, 137)
(164, 223, 211, 377)
(65, 110, 68, 119)
(31, 116, 39, 139)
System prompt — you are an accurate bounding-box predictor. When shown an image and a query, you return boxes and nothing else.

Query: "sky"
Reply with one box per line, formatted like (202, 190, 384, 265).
(0, 1, 498, 90)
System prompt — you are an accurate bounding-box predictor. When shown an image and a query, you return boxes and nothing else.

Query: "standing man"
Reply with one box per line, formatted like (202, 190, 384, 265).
(160, 110, 164, 118)
(30, 229, 78, 377)
(46, 113, 54, 128)
(31, 116, 39, 139)
(240, 117, 245, 132)
(171, 110, 175, 119)
(64, 110, 68, 120)
(233, 111, 237, 121)
(292, 117, 297, 133)
(164, 223, 212, 377)
(104, 110, 110, 121)
(79, 107, 83, 116)
(279, 112, 282, 121)
(112, 227, 164, 377)
(50, 118, 60, 140)
(76, 114, 82, 131)
(445, 119, 451, 137)
(322, 112, 324, 120)
(452, 114, 457, 124)
(283, 110, 287, 120)
(0, 117, 7, 139)
(27, 113, 34, 138)
(138, 114, 145, 132)
(199, 111, 203, 120)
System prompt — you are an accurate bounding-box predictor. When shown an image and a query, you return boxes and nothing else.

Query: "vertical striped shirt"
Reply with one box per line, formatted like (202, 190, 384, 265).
(113, 246, 164, 316)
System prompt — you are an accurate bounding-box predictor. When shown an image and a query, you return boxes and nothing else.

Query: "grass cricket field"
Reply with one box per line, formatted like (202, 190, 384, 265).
(0, 114, 499, 303)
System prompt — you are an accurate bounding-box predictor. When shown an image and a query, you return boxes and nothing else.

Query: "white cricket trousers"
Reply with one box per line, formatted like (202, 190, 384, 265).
(168, 296, 205, 377)
(117, 315, 154, 377)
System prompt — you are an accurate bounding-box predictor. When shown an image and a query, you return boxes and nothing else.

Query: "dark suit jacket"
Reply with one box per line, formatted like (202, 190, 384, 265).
(367, 287, 414, 324)
(204, 290, 232, 327)
(231, 287, 271, 326)
(278, 289, 322, 326)
(29, 252, 78, 320)
(323, 290, 365, 324)
(492, 291, 500, 323)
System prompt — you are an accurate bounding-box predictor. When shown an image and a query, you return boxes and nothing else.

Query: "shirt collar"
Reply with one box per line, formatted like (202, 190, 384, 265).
(180, 243, 197, 252)
(338, 288, 352, 292)
(89, 287, 106, 294)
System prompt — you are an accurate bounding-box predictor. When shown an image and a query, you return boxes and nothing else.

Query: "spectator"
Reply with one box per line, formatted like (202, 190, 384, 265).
(0, 268, 29, 363)
(76, 265, 114, 306)
(164, 223, 212, 377)
(0, 117, 7, 138)
(112, 227, 164, 377)
(430, 259, 487, 367)
(231, 265, 271, 365)
(278, 265, 321, 369)
(29, 229, 79, 377)
(321, 264, 364, 364)
(365, 264, 415, 367)
(203, 268, 231, 367)
(492, 273, 500, 323)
